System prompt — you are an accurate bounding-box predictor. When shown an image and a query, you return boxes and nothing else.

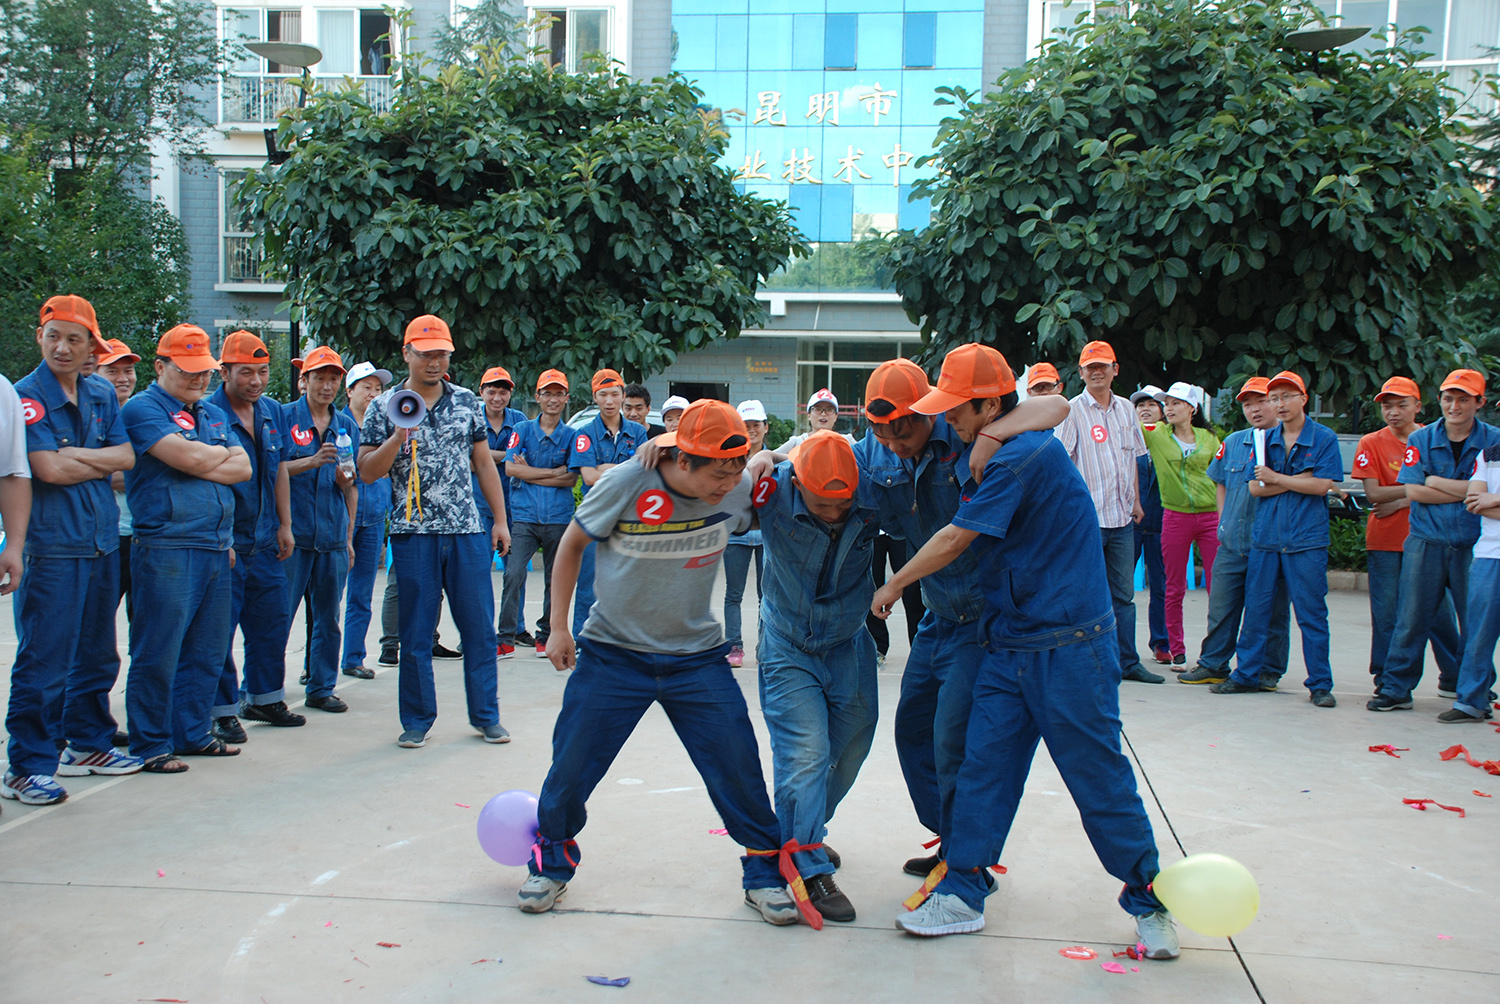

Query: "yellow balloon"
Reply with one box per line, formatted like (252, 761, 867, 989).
(1151, 853, 1260, 937)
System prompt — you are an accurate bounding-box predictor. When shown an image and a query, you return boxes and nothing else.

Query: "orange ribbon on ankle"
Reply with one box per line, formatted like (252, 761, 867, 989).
(904, 860, 948, 911)
(748, 840, 824, 929)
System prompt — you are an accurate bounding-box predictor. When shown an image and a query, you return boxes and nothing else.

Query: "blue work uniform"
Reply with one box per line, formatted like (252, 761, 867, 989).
(282, 396, 360, 701)
(474, 406, 527, 636)
(928, 430, 1165, 918)
(207, 387, 293, 717)
(1379, 419, 1500, 701)
(855, 417, 987, 851)
(6, 364, 128, 777)
(498, 417, 579, 648)
(754, 461, 884, 881)
(1230, 418, 1344, 693)
(570, 415, 648, 635)
(342, 404, 392, 670)
(121, 382, 237, 760)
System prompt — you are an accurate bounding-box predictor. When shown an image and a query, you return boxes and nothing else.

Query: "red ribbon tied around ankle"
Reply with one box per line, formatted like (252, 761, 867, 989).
(747, 840, 824, 929)
(1439, 744, 1500, 775)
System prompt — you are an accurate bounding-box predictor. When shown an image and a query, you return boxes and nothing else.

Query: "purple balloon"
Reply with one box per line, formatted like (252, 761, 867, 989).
(476, 789, 540, 866)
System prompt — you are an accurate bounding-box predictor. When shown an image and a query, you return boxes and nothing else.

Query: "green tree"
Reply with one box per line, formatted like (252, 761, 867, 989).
(889, 0, 1493, 402)
(241, 48, 806, 387)
(432, 0, 524, 68)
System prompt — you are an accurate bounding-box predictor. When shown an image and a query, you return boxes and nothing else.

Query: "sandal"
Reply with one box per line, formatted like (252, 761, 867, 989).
(176, 738, 241, 757)
(141, 754, 190, 774)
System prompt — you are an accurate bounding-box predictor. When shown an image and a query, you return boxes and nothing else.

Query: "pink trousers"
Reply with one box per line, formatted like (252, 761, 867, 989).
(1161, 509, 1220, 657)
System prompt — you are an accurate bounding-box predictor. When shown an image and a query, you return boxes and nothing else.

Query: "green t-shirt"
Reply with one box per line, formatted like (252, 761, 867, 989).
(1142, 423, 1221, 514)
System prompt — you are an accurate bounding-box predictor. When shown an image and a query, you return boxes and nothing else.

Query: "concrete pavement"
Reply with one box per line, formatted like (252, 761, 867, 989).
(2, 570, 1497, 1003)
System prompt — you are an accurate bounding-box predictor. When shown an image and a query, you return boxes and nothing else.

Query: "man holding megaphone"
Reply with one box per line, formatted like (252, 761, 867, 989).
(359, 315, 513, 750)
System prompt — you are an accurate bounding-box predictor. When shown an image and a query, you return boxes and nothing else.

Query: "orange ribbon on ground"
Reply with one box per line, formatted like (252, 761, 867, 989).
(1404, 798, 1465, 817)
(1439, 744, 1500, 775)
(747, 840, 824, 929)
(1369, 744, 1409, 757)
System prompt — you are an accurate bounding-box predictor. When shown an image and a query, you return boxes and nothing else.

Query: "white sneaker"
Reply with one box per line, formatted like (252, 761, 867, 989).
(1135, 909, 1181, 959)
(744, 886, 799, 926)
(518, 873, 567, 913)
(57, 746, 144, 776)
(895, 893, 985, 936)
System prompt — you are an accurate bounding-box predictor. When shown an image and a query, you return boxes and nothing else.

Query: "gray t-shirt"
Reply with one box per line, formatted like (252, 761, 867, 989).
(575, 457, 753, 654)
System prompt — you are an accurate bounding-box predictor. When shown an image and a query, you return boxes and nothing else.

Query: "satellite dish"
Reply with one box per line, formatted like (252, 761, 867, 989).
(245, 42, 324, 69)
(1283, 26, 1371, 52)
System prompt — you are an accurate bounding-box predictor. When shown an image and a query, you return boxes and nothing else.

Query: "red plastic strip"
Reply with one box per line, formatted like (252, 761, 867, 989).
(1368, 744, 1409, 757)
(1403, 797, 1466, 818)
(1439, 744, 1500, 775)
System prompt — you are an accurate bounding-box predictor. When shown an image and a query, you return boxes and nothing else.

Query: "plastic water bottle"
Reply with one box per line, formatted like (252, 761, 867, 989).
(335, 430, 357, 480)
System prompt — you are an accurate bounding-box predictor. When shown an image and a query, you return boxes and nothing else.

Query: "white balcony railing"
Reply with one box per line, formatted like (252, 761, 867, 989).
(220, 74, 396, 125)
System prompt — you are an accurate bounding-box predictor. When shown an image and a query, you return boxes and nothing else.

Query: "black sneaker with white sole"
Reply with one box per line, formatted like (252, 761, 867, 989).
(1367, 694, 1413, 712)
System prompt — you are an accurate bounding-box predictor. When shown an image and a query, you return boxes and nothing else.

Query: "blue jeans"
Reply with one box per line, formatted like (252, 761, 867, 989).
(934, 633, 1164, 916)
(390, 532, 498, 733)
(284, 548, 349, 701)
(6, 553, 121, 775)
(1379, 537, 1468, 700)
(1100, 524, 1143, 676)
(1454, 557, 1500, 717)
(1198, 546, 1290, 673)
(1367, 549, 1459, 689)
(757, 624, 877, 878)
(1231, 548, 1332, 692)
(214, 547, 292, 716)
(571, 540, 597, 638)
(126, 544, 233, 759)
(1134, 527, 1168, 652)
(342, 522, 384, 669)
(893, 611, 985, 847)
(532, 638, 782, 888)
(482, 516, 527, 637)
(723, 542, 763, 649)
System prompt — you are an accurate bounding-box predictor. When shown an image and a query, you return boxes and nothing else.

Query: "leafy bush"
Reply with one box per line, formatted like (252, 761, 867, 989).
(1328, 517, 1367, 572)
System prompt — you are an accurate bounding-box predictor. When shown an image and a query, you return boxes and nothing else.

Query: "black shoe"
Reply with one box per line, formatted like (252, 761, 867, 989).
(803, 873, 855, 923)
(903, 853, 941, 877)
(305, 695, 348, 713)
(1310, 689, 1337, 708)
(515, 631, 537, 648)
(241, 701, 307, 727)
(432, 642, 462, 660)
(824, 845, 841, 870)
(1208, 679, 1262, 694)
(1122, 665, 1166, 684)
(1367, 694, 1413, 712)
(298, 669, 309, 685)
(1437, 708, 1492, 723)
(1172, 653, 1186, 666)
(212, 716, 248, 743)
(111, 731, 130, 748)
(343, 665, 376, 679)
(378, 648, 399, 666)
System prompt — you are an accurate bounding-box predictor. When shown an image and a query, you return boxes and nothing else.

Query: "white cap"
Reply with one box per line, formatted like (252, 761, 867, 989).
(1129, 384, 1165, 405)
(1160, 381, 1201, 412)
(346, 361, 393, 389)
(806, 388, 839, 411)
(660, 395, 690, 417)
(736, 399, 767, 422)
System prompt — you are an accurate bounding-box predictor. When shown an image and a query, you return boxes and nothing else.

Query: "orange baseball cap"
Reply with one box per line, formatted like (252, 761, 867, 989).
(218, 330, 271, 366)
(790, 430, 858, 499)
(300, 346, 345, 374)
(481, 366, 514, 388)
(1440, 369, 1486, 398)
(39, 295, 111, 356)
(97, 339, 140, 366)
(657, 399, 750, 458)
(864, 359, 930, 423)
(1027, 362, 1061, 388)
(591, 368, 625, 394)
(1267, 371, 1307, 395)
(404, 314, 454, 352)
(912, 343, 1017, 415)
(536, 368, 568, 392)
(1235, 376, 1271, 400)
(1374, 376, 1421, 402)
(156, 324, 219, 373)
(1078, 341, 1116, 366)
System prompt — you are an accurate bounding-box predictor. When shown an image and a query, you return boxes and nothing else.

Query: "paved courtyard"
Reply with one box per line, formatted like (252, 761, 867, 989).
(2, 570, 1497, 1003)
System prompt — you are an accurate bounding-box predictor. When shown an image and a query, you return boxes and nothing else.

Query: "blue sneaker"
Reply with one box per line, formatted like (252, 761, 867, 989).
(57, 746, 145, 776)
(1, 772, 68, 805)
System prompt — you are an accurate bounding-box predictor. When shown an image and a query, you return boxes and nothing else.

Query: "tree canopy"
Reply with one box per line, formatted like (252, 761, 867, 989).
(242, 44, 807, 388)
(889, 0, 1494, 401)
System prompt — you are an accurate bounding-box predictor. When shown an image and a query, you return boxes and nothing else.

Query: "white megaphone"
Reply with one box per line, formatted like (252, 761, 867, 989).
(387, 388, 427, 429)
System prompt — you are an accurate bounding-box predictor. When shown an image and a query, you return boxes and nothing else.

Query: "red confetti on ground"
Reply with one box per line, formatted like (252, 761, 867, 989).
(156, 869, 166, 878)
(376, 942, 401, 948)
(1131, 967, 1140, 972)
(1439, 745, 1500, 775)
(1368, 744, 1409, 757)
(990, 864, 1007, 874)
(352, 957, 370, 967)
(707, 828, 728, 835)
(1475, 791, 1493, 797)
(1438, 935, 1454, 939)
(1058, 946, 1097, 960)
(1100, 962, 1128, 974)
(1404, 797, 1466, 817)
(455, 803, 470, 808)
(1111, 944, 1146, 960)
(472, 959, 494, 964)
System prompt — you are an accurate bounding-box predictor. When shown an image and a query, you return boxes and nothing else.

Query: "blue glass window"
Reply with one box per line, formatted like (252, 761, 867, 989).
(825, 13, 857, 69)
(904, 12, 936, 68)
(788, 186, 824, 241)
(820, 186, 855, 243)
(717, 15, 748, 71)
(791, 13, 824, 70)
(898, 184, 931, 231)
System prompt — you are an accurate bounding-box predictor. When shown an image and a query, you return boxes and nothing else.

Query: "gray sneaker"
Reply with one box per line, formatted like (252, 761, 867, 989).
(1178, 665, 1226, 685)
(744, 886, 799, 926)
(397, 730, 427, 748)
(518, 873, 567, 913)
(895, 893, 985, 936)
(475, 723, 511, 744)
(1135, 909, 1180, 959)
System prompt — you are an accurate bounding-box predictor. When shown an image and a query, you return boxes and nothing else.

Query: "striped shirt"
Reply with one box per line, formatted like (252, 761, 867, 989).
(1054, 391, 1148, 528)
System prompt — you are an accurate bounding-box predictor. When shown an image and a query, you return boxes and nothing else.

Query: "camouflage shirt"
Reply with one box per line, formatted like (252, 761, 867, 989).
(362, 380, 488, 536)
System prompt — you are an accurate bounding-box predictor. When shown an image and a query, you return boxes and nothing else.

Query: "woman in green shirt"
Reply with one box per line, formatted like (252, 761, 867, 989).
(1141, 382, 1221, 664)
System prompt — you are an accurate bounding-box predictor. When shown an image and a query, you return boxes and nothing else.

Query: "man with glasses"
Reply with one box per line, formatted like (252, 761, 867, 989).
(359, 315, 512, 748)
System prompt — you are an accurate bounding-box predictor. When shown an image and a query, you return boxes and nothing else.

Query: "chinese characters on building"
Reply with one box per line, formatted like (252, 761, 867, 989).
(733, 82, 921, 186)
